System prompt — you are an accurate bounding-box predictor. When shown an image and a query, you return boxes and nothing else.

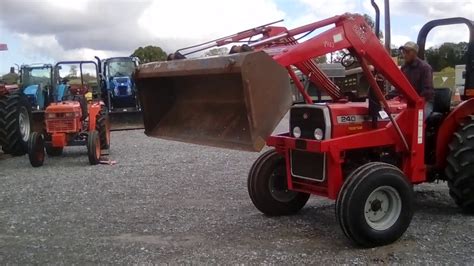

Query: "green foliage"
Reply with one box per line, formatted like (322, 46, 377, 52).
(1, 72, 19, 85)
(440, 67, 455, 73)
(426, 42, 468, 71)
(131, 45, 168, 63)
(363, 14, 383, 39)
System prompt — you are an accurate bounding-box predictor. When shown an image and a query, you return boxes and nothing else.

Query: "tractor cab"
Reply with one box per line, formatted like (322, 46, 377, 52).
(20, 64, 53, 111)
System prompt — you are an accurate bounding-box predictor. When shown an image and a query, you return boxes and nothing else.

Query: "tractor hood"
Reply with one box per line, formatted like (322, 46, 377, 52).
(109, 76, 133, 97)
(23, 84, 45, 110)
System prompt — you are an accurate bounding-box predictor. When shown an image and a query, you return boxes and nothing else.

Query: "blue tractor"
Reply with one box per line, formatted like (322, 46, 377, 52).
(97, 56, 142, 130)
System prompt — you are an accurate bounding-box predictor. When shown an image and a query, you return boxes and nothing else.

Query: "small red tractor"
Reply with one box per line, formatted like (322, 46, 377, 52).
(134, 8, 474, 247)
(28, 61, 110, 167)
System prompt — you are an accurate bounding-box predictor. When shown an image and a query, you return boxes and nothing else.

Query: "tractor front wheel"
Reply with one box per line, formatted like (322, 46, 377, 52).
(87, 131, 101, 165)
(248, 149, 310, 216)
(336, 162, 413, 247)
(445, 115, 474, 213)
(28, 132, 45, 167)
(96, 108, 110, 150)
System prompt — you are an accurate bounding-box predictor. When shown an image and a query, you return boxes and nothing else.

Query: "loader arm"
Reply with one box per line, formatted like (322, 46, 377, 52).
(273, 14, 421, 107)
(135, 13, 424, 154)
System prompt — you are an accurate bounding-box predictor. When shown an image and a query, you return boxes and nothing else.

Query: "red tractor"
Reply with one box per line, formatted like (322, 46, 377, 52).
(28, 61, 110, 167)
(134, 11, 474, 247)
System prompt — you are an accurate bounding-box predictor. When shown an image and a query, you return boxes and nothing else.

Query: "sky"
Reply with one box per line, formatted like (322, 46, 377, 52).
(0, 0, 473, 74)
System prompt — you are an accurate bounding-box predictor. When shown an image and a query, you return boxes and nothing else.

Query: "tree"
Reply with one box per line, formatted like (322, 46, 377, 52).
(131, 46, 167, 63)
(69, 65, 78, 77)
(204, 47, 229, 57)
(425, 42, 468, 71)
(363, 14, 383, 40)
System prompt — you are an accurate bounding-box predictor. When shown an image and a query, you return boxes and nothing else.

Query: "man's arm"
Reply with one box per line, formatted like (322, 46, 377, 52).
(421, 64, 434, 102)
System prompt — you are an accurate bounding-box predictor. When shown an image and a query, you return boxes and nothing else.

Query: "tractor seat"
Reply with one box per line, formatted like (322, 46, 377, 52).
(426, 88, 452, 132)
(433, 88, 452, 114)
(69, 84, 89, 96)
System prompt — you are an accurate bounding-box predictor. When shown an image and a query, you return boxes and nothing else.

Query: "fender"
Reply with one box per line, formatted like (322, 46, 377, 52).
(436, 98, 474, 169)
(88, 102, 102, 132)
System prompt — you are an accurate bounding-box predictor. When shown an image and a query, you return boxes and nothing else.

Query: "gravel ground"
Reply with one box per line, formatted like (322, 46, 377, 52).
(1, 127, 474, 264)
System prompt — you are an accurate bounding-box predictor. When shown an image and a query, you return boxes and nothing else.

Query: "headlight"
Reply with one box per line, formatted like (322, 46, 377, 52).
(46, 113, 57, 119)
(64, 112, 76, 118)
(292, 126, 301, 138)
(314, 128, 324, 140)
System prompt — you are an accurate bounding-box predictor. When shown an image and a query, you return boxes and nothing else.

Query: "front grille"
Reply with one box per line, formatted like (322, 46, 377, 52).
(118, 86, 129, 96)
(46, 119, 77, 133)
(289, 105, 328, 181)
(290, 150, 326, 182)
(290, 106, 326, 139)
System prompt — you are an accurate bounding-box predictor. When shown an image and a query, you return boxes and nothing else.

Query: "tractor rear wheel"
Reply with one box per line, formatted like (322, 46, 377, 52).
(96, 108, 110, 150)
(445, 115, 474, 213)
(46, 146, 63, 156)
(248, 149, 310, 216)
(87, 131, 101, 165)
(28, 132, 45, 167)
(336, 162, 413, 247)
(0, 92, 32, 156)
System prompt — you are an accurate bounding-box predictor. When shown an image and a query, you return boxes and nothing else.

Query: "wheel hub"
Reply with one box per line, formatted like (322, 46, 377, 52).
(269, 165, 298, 203)
(19, 107, 31, 142)
(364, 186, 402, 231)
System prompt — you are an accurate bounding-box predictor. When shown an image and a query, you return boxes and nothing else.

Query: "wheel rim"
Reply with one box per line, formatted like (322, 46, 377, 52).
(364, 186, 402, 231)
(19, 107, 31, 142)
(268, 164, 298, 202)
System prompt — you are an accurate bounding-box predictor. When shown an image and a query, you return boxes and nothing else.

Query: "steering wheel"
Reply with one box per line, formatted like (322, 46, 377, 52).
(341, 52, 356, 68)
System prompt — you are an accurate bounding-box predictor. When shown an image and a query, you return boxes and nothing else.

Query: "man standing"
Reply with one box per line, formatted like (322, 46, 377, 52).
(399, 41, 434, 117)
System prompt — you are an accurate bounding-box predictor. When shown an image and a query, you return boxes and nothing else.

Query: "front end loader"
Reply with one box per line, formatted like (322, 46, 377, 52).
(134, 9, 474, 247)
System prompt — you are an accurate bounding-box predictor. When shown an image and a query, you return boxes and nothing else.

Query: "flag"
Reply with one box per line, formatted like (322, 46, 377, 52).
(0, 43, 8, 51)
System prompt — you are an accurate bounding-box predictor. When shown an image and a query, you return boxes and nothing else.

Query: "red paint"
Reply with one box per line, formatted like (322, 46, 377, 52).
(436, 98, 474, 168)
(265, 14, 427, 199)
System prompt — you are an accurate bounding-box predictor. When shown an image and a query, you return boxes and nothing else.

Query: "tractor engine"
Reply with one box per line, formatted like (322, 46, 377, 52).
(45, 101, 82, 134)
(289, 100, 406, 181)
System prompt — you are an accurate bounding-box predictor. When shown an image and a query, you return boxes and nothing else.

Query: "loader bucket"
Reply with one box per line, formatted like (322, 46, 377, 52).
(108, 108, 144, 131)
(135, 51, 292, 151)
